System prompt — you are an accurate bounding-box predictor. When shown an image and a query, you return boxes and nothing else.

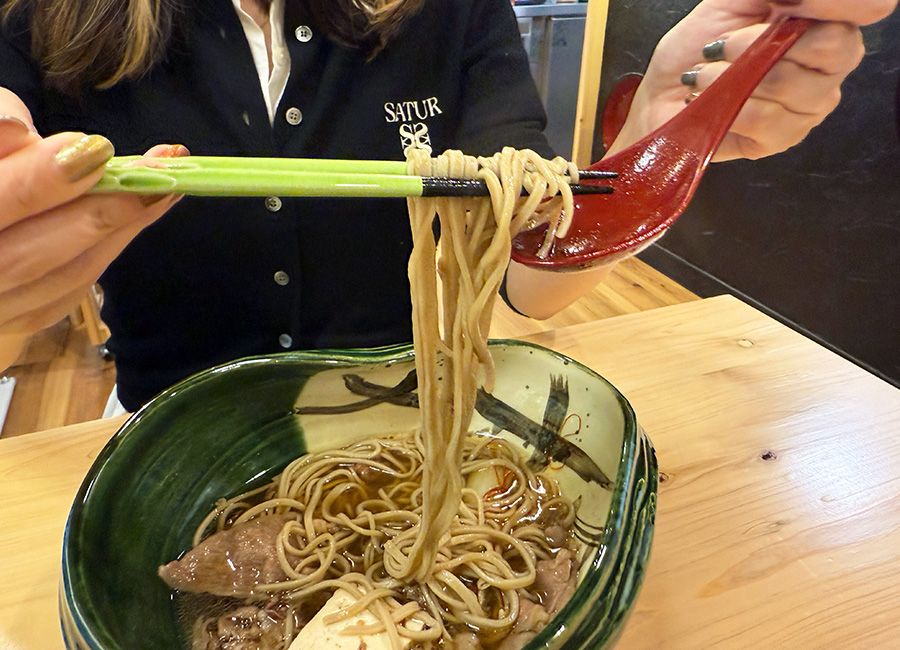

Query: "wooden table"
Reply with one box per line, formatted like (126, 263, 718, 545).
(1, 296, 898, 648)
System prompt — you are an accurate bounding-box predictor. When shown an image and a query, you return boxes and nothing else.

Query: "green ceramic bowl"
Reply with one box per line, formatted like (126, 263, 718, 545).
(60, 341, 657, 649)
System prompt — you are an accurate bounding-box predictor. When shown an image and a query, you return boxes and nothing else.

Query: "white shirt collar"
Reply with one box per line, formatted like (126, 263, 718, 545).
(231, 0, 290, 125)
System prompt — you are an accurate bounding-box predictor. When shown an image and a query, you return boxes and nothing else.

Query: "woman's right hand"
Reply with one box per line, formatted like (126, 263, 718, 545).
(0, 89, 184, 370)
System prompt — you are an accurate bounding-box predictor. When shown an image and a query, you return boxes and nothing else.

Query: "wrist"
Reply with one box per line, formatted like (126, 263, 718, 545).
(603, 82, 655, 159)
(602, 24, 694, 159)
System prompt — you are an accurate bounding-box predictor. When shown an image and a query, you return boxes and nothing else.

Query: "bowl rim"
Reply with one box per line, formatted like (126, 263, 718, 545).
(60, 339, 653, 649)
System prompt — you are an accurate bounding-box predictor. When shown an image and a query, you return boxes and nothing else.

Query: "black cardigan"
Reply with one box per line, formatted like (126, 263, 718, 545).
(0, 0, 552, 410)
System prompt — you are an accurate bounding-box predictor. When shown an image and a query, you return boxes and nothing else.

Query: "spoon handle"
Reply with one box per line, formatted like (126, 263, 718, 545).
(672, 17, 814, 164)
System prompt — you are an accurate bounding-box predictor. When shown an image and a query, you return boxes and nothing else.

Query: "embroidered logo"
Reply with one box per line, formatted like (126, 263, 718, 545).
(384, 96, 442, 155)
(399, 123, 432, 155)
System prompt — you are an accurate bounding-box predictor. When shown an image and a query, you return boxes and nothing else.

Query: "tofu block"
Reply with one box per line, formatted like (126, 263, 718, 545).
(289, 588, 416, 650)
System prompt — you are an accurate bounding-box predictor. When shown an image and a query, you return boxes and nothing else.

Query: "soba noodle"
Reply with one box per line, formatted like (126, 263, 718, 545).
(169, 148, 581, 649)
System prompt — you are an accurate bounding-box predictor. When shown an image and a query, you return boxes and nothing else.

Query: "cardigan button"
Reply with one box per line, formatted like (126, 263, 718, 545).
(285, 107, 303, 126)
(265, 196, 282, 212)
(279, 334, 293, 348)
(273, 271, 290, 286)
(295, 25, 313, 42)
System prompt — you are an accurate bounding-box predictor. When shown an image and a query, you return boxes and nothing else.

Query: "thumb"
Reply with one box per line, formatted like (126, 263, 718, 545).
(0, 132, 115, 230)
(766, 0, 897, 26)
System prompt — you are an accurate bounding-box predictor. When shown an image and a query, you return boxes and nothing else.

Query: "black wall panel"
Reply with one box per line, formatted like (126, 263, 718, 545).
(593, 2, 900, 385)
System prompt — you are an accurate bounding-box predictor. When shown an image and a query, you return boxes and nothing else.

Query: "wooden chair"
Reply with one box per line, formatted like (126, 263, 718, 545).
(70, 286, 111, 352)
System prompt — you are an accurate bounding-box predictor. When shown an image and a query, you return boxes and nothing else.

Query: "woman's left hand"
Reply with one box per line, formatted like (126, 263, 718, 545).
(607, 0, 898, 162)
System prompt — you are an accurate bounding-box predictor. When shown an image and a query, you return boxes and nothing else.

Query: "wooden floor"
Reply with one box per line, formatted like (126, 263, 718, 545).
(0, 258, 697, 438)
(2, 320, 117, 439)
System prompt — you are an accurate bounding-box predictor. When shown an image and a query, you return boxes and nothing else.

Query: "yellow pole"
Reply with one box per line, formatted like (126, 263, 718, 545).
(572, 0, 611, 167)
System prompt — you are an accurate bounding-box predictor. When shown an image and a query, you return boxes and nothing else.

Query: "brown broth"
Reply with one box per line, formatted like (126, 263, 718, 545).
(171, 444, 578, 650)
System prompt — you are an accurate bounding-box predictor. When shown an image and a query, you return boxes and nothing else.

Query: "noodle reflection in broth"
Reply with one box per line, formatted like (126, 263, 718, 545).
(161, 148, 583, 649)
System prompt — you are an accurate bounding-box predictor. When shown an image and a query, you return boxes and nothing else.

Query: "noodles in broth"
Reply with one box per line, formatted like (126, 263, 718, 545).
(162, 148, 582, 649)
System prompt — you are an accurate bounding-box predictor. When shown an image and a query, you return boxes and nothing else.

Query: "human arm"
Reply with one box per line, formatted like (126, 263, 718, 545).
(608, 0, 898, 162)
(0, 88, 184, 371)
(508, 0, 897, 318)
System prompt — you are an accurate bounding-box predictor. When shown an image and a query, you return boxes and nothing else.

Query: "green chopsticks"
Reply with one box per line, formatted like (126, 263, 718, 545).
(91, 156, 615, 199)
(93, 156, 423, 198)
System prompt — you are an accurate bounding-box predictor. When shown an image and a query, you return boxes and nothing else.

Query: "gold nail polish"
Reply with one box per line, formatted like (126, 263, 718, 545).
(55, 134, 115, 182)
(168, 144, 190, 158)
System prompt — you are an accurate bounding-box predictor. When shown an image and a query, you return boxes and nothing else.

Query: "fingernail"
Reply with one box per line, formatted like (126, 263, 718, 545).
(684, 91, 701, 105)
(160, 144, 190, 158)
(702, 38, 727, 62)
(139, 193, 169, 207)
(680, 69, 700, 87)
(140, 192, 184, 207)
(55, 134, 115, 181)
(0, 115, 31, 133)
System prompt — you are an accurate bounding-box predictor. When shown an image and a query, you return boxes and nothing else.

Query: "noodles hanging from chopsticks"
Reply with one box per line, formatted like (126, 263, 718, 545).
(392, 147, 577, 581)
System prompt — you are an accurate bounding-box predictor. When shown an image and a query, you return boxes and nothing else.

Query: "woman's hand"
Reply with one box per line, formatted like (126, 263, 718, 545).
(607, 0, 897, 161)
(0, 88, 185, 370)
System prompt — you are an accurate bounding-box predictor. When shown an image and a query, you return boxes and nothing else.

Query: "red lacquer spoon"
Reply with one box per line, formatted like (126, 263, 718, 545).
(512, 17, 813, 269)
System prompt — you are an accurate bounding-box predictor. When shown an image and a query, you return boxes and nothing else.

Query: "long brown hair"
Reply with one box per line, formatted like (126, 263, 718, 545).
(1, 0, 423, 94)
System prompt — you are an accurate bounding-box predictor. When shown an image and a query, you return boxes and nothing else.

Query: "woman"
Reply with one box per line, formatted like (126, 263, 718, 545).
(0, 0, 895, 411)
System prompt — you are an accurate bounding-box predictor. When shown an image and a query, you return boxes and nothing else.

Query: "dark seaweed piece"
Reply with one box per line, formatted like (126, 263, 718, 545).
(475, 388, 613, 490)
(524, 374, 571, 469)
(343, 371, 420, 408)
(292, 370, 418, 414)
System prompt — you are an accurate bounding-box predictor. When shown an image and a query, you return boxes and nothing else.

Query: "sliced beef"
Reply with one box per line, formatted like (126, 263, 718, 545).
(495, 548, 578, 650)
(193, 603, 289, 650)
(495, 599, 551, 650)
(159, 515, 290, 596)
(532, 548, 576, 613)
